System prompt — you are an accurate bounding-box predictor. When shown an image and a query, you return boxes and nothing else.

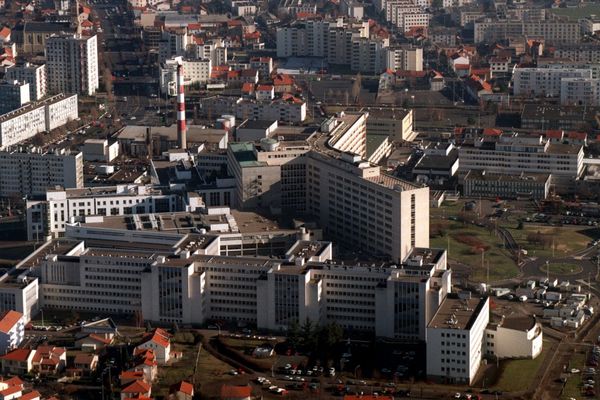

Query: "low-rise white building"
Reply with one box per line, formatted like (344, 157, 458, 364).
(513, 67, 592, 98)
(484, 316, 543, 360)
(82, 139, 120, 162)
(426, 295, 490, 385)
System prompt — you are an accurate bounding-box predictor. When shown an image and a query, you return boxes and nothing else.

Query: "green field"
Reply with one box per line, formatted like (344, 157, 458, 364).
(430, 221, 519, 282)
(550, 4, 600, 19)
(507, 226, 597, 258)
(541, 263, 583, 276)
(561, 351, 587, 400)
(491, 339, 551, 393)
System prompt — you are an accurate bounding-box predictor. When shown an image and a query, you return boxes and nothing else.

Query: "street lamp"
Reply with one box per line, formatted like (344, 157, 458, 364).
(208, 323, 221, 336)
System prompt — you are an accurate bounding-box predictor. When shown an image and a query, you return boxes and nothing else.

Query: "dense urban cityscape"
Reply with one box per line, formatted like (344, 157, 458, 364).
(0, 0, 599, 398)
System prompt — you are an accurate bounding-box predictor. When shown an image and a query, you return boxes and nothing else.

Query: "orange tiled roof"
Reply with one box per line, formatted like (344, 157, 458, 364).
(256, 84, 273, 91)
(0, 311, 22, 333)
(19, 391, 41, 400)
(171, 380, 194, 395)
(221, 385, 251, 399)
(1, 349, 32, 362)
(122, 380, 151, 394)
(0, 386, 21, 397)
(241, 82, 255, 93)
(0, 27, 10, 38)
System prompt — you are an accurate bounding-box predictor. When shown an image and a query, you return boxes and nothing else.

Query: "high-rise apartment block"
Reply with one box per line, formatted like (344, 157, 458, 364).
(0, 148, 83, 198)
(46, 34, 99, 96)
(5, 63, 47, 101)
(0, 81, 30, 115)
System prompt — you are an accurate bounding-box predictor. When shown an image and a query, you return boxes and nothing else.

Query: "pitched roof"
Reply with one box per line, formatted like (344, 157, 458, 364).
(221, 385, 252, 399)
(1, 349, 33, 362)
(0, 27, 10, 38)
(19, 391, 41, 400)
(256, 84, 273, 91)
(140, 329, 170, 348)
(122, 379, 151, 394)
(3, 376, 23, 387)
(74, 353, 97, 365)
(0, 310, 22, 333)
(171, 380, 194, 395)
(120, 370, 145, 380)
(0, 385, 21, 397)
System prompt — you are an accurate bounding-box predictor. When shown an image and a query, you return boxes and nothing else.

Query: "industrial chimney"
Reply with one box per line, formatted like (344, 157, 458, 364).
(176, 61, 187, 150)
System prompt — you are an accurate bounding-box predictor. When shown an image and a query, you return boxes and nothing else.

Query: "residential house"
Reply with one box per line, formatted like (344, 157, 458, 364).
(32, 346, 67, 374)
(20, 391, 41, 400)
(170, 381, 194, 400)
(73, 353, 98, 375)
(75, 333, 113, 351)
(0, 377, 24, 400)
(136, 329, 171, 365)
(0, 311, 24, 354)
(272, 74, 294, 93)
(131, 348, 158, 382)
(489, 57, 511, 78)
(120, 371, 146, 386)
(464, 74, 492, 102)
(80, 318, 119, 340)
(221, 385, 252, 400)
(255, 85, 274, 101)
(0, 349, 34, 374)
(121, 380, 152, 400)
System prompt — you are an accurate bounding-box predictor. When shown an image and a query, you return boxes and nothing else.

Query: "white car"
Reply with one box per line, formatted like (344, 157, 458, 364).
(571, 368, 581, 373)
(454, 393, 462, 399)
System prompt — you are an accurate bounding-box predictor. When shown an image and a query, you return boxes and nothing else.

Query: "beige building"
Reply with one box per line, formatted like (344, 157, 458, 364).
(385, 46, 423, 72)
(365, 108, 414, 142)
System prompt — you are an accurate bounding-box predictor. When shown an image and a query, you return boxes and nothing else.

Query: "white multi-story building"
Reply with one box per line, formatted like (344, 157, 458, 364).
(25, 184, 181, 241)
(0, 311, 24, 354)
(351, 37, 388, 74)
(474, 19, 580, 44)
(193, 39, 227, 67)
(459, 133, 584, 181)
(5, 63, 47, 101)
(402, 12, 430, 32)
(554, 45, 600, 64)
(0, 81, 30, 115)
(45, 34, 99, 96)
(8, 229, 450, 339)
(0, 94, 78, 149)
(560, 77, 600, 106)
(513, 67, 592, 97)
(0, 148, 83, 199)
(385, 46, 423, 72)
(426, 295, 490, 385)
(160, 58, 212, 94)
(200, 96, 307, 123)
(0, 272, 38, 324)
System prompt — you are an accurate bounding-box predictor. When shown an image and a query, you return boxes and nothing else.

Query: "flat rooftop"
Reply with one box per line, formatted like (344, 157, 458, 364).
(117, 125, 226, 144)
(428, 295, 487, 331)
(286, 240, 328, 260)
(465, 170, 551, 183)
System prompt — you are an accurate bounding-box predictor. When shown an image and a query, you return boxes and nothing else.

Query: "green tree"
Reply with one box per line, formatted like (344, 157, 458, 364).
(287, 320, 301, 348)
(300, 318, 316, 350)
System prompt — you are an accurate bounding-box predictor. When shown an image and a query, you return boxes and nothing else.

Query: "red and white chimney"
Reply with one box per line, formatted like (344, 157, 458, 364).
(176, 62, 187, 150)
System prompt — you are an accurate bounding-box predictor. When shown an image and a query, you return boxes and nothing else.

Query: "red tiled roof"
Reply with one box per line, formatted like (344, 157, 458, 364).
(122, 379, 151, 394)
(567, 131, 587, 140)
(171, 380, 194, 395)
(88, 333, 112, 344)
(454, 64, 470, 70)
(74, 353, 97, 365)
(140, 329, 170, 349)
(188, 23, 202, 30)
(344, 396, 393, 400)
(0, 310, 22, 333)
(296, 12, 320, 19)
(19, 391, 41, 400)
(241, 82, 255, 93)
(1, 349, 32, 362)
(256, 84, 273, 91)
(81, 20, 93, 27)
(227, 20, 242, 26)
(0, 27, 10, 38)
(545, 129, 563, 139)
(244, 31, 260, 40)
(273, 74, 294, 85)
(0, 386, 21, 397)
(221, 385, 251, 399)
(3, 376, 23, 387)
(120, 370, 144, 380)
(483, 128, 502, 136)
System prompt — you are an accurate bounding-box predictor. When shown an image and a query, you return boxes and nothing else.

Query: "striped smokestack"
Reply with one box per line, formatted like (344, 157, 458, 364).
(176, 62, 187, 150)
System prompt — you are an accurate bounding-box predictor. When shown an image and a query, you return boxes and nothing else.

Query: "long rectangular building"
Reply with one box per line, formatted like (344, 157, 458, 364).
(0, 94, 78, 149)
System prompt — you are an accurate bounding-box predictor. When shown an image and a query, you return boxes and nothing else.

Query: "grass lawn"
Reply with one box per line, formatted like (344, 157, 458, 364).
(561, 350, 587, 400)
(506, 226, 596, 258)
(155, 340, 234, 398)
(541, 263, 583, 276)
(491, 340, 551, 392)
(430, 221, 519, 282)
